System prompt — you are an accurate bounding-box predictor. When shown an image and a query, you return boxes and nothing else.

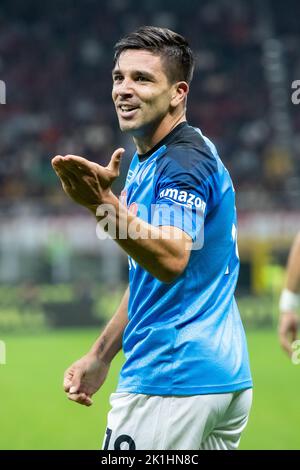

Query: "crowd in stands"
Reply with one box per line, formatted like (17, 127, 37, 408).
(0, 0, 299, 214)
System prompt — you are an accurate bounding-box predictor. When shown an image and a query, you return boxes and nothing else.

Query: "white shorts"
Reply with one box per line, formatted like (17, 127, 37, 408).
(102, 388, 252, 450)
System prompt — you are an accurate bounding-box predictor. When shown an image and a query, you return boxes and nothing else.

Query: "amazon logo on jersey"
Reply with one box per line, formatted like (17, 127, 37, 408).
(158, 188, 206, 212)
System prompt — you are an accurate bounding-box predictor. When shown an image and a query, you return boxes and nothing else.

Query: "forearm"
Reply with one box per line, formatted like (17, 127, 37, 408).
(90, 286, 129, 364)
(91, 192, 191, 282)
(285, 233, 300, 293)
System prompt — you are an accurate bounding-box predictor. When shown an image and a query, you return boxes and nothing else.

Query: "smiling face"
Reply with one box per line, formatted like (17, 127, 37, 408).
(112, 49, 178, 137)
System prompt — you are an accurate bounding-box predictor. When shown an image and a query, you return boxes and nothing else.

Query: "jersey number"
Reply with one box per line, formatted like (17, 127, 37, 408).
(103, 427, 136, 450)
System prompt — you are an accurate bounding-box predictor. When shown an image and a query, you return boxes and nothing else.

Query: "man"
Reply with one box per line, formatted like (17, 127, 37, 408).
(52, 26, 252, 450)
(278, 233, 300, 356)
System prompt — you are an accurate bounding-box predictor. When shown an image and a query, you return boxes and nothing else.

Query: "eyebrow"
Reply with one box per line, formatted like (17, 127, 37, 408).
(112, 69, 156, 80)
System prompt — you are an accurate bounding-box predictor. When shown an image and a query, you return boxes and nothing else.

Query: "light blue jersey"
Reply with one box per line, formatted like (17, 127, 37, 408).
(117, 122, 252, 395)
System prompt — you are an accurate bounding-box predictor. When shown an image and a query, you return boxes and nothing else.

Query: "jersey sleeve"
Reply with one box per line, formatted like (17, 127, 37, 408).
(152, 150, 211, 243)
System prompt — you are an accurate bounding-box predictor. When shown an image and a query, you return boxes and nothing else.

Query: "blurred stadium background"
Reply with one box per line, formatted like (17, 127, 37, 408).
(0, 0, 300, 450)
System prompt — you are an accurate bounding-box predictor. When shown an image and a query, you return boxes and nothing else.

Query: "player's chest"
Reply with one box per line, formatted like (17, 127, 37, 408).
(123, 158, 157, 211)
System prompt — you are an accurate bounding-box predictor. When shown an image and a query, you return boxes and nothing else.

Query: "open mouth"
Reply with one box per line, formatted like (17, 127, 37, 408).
(118, 105, 139, 117)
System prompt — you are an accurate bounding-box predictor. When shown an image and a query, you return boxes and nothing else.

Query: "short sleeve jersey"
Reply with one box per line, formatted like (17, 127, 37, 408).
(117, 122, 252, 395)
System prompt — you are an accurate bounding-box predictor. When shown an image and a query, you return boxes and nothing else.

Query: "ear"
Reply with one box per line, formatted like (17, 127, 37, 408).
(170, 81, 189, 107)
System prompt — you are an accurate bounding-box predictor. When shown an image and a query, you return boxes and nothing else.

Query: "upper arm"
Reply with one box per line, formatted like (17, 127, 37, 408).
(152, 149, 212, 246)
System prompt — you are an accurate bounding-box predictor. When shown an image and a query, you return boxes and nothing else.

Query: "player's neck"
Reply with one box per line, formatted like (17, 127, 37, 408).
(133, 113, 186, 155)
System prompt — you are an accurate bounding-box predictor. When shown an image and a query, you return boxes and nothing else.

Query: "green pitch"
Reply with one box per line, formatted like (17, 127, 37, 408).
(0, 328, 300, 449)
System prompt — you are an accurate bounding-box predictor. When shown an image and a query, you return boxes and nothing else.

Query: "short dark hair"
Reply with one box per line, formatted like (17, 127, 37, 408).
(113, 26, 194, 84)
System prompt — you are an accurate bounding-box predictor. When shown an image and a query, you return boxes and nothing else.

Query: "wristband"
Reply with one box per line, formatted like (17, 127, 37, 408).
(279, 288, 300, 313)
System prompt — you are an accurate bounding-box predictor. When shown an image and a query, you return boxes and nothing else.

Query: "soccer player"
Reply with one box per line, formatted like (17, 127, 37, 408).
(52, 26, 253, 450)
(278, 232, 300, 356)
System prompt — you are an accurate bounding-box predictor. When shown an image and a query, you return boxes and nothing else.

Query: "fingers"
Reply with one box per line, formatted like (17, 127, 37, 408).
(57, 172, 75, 193)
(67, 392, 93, 407)
(52, 155, 97, 196)
(51, 150, 124, 203)
(63, 369, 74, 392)
(63, 366, 92, 406)
(51, 155, 64, 168)
(68, 368, 84, 395)
(52, 156, 83, 194)
(52, 156, 75, 181)
(52, 154, 87, 168)
(52, 156, 80, 179)
(63, 155, 95, 176)
(52, 150, 125, 183)
(64, 154, 92, 167)
(107, 148, 125, 177)
(63, 365, 84, 393)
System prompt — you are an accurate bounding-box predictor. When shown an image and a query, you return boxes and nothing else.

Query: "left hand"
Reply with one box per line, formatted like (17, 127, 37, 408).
(63, 352, 110, 407)
(51, 148, 125, 211)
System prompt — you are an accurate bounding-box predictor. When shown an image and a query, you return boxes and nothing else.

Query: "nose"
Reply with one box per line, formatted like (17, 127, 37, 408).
(114, 78, 135, 99)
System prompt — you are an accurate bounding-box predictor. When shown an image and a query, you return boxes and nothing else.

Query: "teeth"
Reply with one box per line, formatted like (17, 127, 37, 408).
(121, 106, 136, 112)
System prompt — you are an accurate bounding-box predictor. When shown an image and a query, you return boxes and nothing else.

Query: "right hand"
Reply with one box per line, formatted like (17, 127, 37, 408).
(51, 149, 125, 211)
(63, 352, 110, 406)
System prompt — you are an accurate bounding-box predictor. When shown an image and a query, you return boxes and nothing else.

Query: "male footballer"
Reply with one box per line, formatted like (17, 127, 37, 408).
(52, 26, 253, 450)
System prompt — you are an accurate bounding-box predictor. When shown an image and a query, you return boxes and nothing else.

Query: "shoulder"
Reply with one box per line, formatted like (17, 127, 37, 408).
(153, 127, 231, 206)
(155, 137, 218, 183)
